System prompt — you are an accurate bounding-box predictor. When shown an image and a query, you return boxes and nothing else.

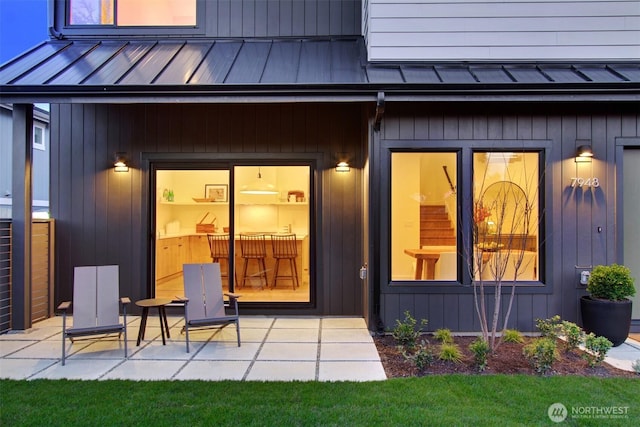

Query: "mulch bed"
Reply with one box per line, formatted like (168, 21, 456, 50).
(374, 334, 638, 378)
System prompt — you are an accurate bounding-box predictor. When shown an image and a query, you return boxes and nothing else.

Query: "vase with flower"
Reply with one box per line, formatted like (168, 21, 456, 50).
(474, 201, 491, 240)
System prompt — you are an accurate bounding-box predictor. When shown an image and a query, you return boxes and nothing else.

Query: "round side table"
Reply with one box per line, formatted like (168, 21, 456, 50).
(135, 298, 172, 346)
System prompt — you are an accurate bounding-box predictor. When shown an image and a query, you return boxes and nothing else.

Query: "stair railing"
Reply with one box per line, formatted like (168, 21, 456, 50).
(443, 166, 456, 194)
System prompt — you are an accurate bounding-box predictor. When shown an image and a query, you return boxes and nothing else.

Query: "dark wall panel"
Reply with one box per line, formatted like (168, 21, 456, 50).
(378, 103, 639, 332)
(51, 103, 367, 316)
(207, 0, 361, 38)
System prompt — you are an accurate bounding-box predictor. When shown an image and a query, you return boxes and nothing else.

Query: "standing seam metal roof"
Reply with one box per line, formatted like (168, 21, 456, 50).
(1, 37, 638, 101)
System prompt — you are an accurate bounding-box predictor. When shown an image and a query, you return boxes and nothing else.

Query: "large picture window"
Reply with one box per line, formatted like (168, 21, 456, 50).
(391, 152, 458, 281)
(70, 0, 196, 26)
(473, 152, 540, 283)
(389, 148, 542, 285)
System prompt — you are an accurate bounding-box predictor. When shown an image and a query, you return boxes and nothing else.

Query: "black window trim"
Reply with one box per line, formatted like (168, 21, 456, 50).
(380, 139, 552, 295)
(56, 0, 206, 37)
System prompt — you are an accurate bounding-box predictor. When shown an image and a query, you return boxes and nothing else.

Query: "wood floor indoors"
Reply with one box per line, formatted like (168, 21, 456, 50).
(156, 270, 310, 303)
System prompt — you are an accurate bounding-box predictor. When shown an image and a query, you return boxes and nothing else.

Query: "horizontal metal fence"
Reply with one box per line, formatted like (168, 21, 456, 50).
(0, 219, 54, 333)
(0, 220, 11, 333)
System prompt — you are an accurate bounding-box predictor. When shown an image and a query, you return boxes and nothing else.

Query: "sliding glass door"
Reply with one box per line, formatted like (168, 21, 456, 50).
(154, 165, 311, 304)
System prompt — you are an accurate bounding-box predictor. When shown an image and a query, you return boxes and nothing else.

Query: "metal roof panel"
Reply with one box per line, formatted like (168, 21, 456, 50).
(83, 41, 156, 85)
(0, 42, 71, 84)
(435, 67, 477, 83)
(49, 41, 128, 85)
(331, 39, 365, 83)
(609, 65, 640, 81)
(154, 42, 212, 84)
(539, 66, 587, 83)
(298, 40, 332, 83)
(504, 67, 550, 83)
(189, 41, 242, 84)
(261, 41, 302, 83)
(13, 42, 96, 85)
(401, 66, 440, 83)
(225, 41, 271, 84)
(470, 67, 514, 83)
(365, 66, 404, 83)
(119, 42, 183, 85)
(576, 66, 625, 83)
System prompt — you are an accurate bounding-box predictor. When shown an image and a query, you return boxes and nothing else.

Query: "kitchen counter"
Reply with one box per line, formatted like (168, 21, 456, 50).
(155, 231, 310, 286)
(158, 231, 308, 240)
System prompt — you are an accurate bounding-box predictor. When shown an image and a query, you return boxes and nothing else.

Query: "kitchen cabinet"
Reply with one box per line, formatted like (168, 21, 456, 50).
(190, 235, 212, 263)
(156, 236, 187, 281)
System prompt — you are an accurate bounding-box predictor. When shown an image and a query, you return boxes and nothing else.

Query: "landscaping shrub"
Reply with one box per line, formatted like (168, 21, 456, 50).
(392, 310, 428, 349)
(535, 315, 562, 340)
(469, 338, 490, 372)
(587, 264, 636, 301)
(502, 329, 524, 343)
(560, 321, 584, 353)
(582, 333, 613, 368)
(523, 337, 558, 375)
(438, 343, 463, 363)
(434, 328, 454, 344)
(402, 340, 434, 371)
(632, 359, 640, 375)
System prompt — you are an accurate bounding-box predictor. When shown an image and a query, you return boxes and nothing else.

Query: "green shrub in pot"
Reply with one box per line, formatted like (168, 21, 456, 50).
(587, 264, 635, 301)
(581, 263, 636, 347)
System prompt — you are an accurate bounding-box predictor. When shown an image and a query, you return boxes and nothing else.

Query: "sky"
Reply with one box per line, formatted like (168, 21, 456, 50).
(0, 0, 48, 63)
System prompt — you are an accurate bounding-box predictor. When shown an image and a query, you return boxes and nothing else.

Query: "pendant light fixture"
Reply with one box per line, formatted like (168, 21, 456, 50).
(240, 167, 278, 195)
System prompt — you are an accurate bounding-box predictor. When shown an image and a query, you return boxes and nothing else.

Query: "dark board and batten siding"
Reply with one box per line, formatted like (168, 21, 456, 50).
(375, 103, 640, 332)
(206, 0, 361, 38)
(50, 103, 367, 316)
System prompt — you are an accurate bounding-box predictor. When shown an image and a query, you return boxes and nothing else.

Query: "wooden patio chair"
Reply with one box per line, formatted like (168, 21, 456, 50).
(179, 263, 241, 353)
(57, 265, 130, 366)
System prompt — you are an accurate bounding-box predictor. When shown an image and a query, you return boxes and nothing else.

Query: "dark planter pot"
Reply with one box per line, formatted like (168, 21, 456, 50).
(580, 296, 632, 347)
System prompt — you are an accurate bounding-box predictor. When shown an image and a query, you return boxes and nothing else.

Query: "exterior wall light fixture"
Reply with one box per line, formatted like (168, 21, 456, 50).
(575, 144, 593, 163)
(114, 152, 129, 172)
(336, 161, 350, 172)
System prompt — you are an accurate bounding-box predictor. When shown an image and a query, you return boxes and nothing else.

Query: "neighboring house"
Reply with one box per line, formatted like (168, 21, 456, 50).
(1, 0, 639, 334)
(0, 104, 50, 218)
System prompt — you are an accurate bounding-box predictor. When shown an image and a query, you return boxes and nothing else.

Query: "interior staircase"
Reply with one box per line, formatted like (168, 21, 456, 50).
(420, 205, 456, 246)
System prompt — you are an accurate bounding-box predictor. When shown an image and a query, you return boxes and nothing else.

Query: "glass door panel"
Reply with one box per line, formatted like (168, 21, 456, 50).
(154, 169, 230, 299)
(233, 166, 310, 302)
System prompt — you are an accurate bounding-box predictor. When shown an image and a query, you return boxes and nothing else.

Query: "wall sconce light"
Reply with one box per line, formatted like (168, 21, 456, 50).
(336, 161, 350, 172)
(575, 145, 593, 163)
(114, 152, 129, 172)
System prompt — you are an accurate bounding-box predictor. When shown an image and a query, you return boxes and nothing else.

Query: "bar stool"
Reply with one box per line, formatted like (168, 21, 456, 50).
(239, 233, 268, 289)
(206, 234, 236, 288)
(270, 233, 299, 290)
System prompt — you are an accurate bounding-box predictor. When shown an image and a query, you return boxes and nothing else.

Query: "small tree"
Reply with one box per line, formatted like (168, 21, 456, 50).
(464, 152, 543, 351)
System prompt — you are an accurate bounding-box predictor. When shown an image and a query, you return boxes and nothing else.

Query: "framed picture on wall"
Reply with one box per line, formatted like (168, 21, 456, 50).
(204, 184, 228, 202)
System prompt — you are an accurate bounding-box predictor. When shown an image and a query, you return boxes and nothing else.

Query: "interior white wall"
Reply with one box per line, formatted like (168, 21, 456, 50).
(391, 154, 421, 280)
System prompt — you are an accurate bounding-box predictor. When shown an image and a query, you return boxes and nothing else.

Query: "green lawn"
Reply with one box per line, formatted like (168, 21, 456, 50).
(1, 376, 638, 426)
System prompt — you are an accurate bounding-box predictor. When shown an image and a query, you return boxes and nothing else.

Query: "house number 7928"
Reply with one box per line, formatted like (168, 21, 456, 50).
(570, 177, 600, 188)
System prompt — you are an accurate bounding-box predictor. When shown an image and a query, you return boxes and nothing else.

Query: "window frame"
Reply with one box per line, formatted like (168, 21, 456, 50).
(33, 124, 46, 151)
(380, 139, 552, 294)
(56, 0, 206, 37)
